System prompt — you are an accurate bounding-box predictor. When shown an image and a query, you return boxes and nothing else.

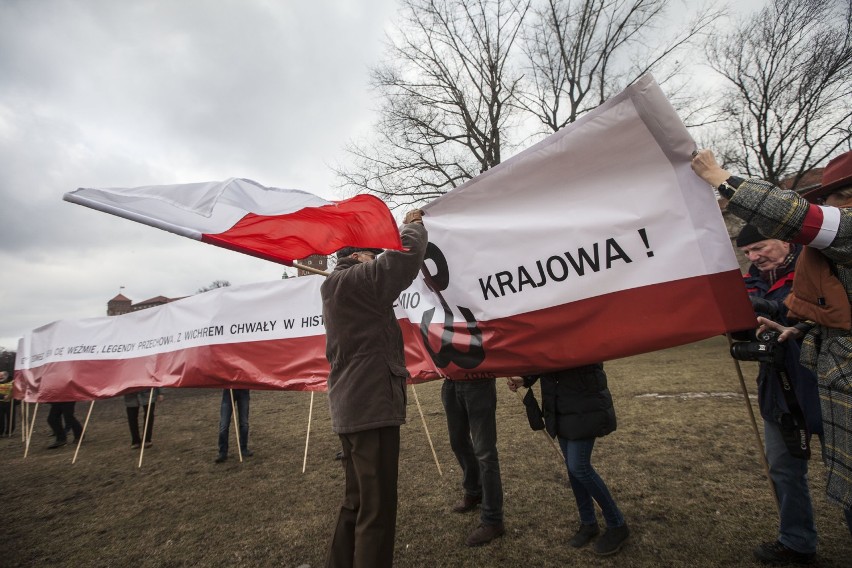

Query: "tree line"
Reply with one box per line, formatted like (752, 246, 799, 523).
(336, 0, 852, 207)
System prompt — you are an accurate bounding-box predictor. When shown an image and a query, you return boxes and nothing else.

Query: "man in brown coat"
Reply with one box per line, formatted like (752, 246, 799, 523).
(321, 209, 428, 568)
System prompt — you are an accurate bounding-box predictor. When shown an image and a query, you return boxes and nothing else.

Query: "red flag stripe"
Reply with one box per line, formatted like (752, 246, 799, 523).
(201, 195, 402, 265)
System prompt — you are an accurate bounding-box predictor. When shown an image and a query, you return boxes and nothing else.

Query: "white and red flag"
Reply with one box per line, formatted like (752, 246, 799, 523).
(17, 74, 755, 401)
(64, 179, 402, 264)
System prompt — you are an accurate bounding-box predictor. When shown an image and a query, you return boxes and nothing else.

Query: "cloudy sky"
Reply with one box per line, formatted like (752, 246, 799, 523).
(0, 0, 398, 350)
(1, 0, 771, 352)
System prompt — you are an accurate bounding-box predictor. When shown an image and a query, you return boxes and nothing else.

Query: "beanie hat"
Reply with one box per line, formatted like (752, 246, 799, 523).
(736, 224, 766, 247)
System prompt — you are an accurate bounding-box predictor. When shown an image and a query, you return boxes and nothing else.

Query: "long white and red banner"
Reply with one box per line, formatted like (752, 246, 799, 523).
(15, 75, 755, 402)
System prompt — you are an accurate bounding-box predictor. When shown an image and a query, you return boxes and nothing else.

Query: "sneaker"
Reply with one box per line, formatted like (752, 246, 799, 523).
(465, 522, 505, 547)
(594, 524, 629, 556)
(215, 454, 228, 463)
(131, 443, 141, 449)
(569, 523, 600, 548)
(47, 439, 67, 449)
(753, 541, 815, 565)
(452, 493, 483, 513)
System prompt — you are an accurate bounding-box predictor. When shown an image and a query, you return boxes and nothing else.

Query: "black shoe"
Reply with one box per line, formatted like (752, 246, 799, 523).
(452, 493, 482, 513)
(47, 439, 67, 449)
(569, 523, 599, 548)
(754, 541, 815, 565)
(242, 450, 253, 457)
(131, 442, 141, 449)
(594, 524, 629, 556)
(465, 522, 505, 547)
(215, 454, 228, 463)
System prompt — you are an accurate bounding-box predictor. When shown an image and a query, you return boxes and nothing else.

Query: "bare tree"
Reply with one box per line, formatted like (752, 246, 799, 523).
(196, 280, 231, 293)
(518, 0, 723, 134)
(707, 0, 852, 188)
(337, 0, 530, 208)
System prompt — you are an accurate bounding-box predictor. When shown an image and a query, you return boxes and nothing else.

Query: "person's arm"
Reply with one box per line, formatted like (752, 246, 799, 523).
(371, 210, 429, 304)
(506, 376, 524, 392)
(692, 149, 852, 265)
(756, 316, 804, 343)
(691, 149, 735, 192)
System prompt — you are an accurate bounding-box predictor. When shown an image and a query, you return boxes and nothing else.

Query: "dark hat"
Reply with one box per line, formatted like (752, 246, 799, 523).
(336, 246, 384, 259)
(736, 224, 767, 247)
(802, 150, 852, 203)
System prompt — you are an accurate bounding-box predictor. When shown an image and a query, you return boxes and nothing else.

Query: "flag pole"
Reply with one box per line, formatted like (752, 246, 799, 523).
(410, 383, 442, 476)
(292, 262, 329, 277)
(22, 401, 28, 443)
(302, 391, 314, 473)
(24, 402, 38, 458)
(138, 389, 155, 469)
(230, 389, 243, 462)
(513, 388, 564, 463)
(726, 333, 779, 515)
(72, 401, 95, 464)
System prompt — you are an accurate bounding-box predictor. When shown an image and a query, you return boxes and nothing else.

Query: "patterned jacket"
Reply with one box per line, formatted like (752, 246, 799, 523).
(727, 179, 852, 508)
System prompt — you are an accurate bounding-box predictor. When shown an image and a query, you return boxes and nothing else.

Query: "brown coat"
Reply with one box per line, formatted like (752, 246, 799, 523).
(321, 223, 428, 434)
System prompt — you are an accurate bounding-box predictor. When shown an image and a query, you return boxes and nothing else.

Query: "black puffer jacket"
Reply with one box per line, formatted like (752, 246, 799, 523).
(523, 363, 616, 440)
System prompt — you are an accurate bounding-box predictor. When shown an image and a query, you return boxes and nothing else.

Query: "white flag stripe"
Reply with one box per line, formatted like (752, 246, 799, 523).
(812, 206, 841, 249)
(421, 76, 737, 322)
(65, 178, 335, 235)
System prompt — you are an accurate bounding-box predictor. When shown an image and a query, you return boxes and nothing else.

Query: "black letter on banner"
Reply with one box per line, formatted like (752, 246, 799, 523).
(419, 242, 485, 369)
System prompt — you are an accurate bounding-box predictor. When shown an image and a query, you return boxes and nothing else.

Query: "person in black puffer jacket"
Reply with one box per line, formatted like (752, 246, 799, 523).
(509, 363, 628, 556)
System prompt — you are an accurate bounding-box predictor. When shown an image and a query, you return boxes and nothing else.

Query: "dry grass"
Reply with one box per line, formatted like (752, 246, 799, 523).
(1, 336, 850, 567)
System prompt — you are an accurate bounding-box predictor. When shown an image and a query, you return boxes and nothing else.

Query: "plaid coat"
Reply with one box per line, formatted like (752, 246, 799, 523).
(728, 179, 852, 509)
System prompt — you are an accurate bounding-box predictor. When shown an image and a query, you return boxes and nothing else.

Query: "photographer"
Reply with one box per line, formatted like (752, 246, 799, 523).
(734, 225, 823, 565)
(693, 148, 852, 557)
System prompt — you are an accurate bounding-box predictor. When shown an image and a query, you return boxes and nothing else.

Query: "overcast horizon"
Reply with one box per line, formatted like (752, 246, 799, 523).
(0, 0, 398, 350)
(0, 0, 770, 353)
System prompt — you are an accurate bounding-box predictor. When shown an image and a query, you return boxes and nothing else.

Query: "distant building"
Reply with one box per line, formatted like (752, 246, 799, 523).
(296, 254, 329, 277)
(107, 293, 183, 316)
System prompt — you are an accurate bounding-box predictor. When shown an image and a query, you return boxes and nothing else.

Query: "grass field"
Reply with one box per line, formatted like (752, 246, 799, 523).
(1, 335, 849, 567)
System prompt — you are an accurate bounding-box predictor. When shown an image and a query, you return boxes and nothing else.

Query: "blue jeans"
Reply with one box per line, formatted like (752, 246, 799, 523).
(559, 437, 625, 528)
(218, 389, 250, 457)
(442, 379, 503, 525)
(764, 420, 817, 553)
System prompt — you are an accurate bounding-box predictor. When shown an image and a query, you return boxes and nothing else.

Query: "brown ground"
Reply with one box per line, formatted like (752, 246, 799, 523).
(1, 336, 850, 567)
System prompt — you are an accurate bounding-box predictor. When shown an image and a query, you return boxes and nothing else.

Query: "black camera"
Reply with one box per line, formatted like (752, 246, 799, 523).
(730, 329, 783, 364)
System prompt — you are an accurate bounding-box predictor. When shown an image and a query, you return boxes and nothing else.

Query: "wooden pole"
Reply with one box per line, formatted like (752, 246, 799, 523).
(22, 401, 28, 443)
(138, 389, 155, 469)
(513, 388, 564, 463)
(24, 402, 38, 458)
(72, 401, 95, 464)
(292, 262, 329, 277)
(230, 389, 243, 462)
(302, 392, 314, 473)
(726, 333, 779, 516)
(410, 384, 442, 476)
